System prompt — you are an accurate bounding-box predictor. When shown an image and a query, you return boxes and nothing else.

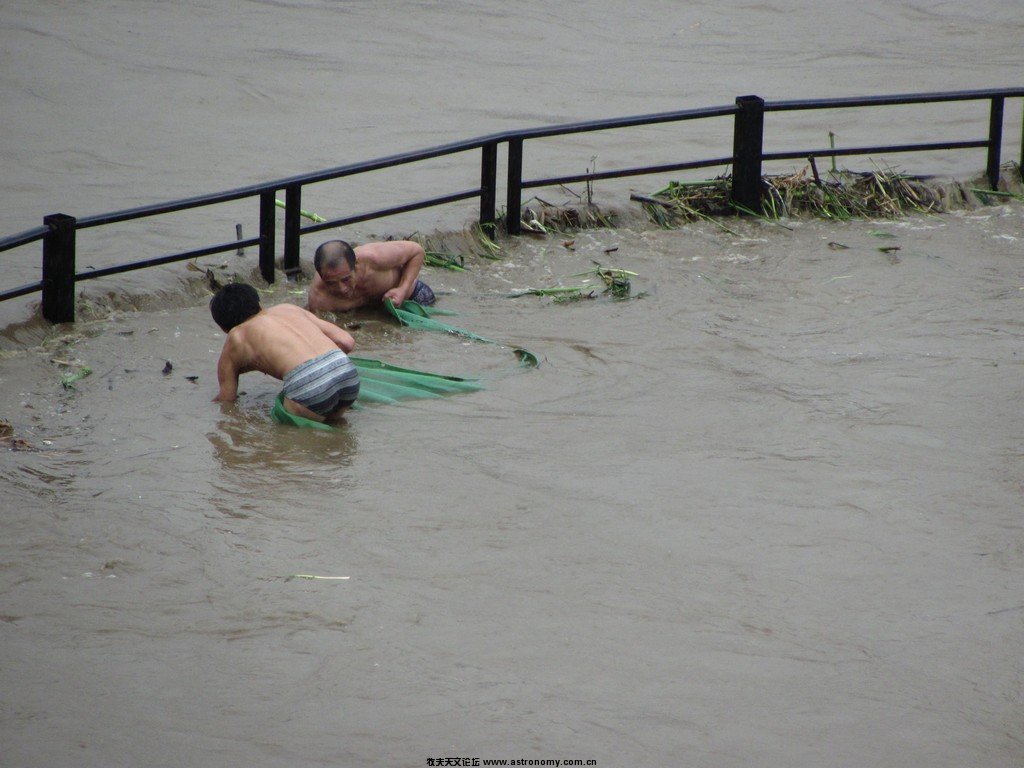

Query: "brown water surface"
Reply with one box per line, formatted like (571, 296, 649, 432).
(3, 208, 1023, 767)
(1, 2, 1023, 766)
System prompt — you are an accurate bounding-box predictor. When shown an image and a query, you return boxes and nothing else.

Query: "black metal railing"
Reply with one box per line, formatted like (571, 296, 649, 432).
(1, 87, 1021, 323)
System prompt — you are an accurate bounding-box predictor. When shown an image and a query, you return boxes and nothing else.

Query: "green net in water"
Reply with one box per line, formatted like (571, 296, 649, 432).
(271, 355, 483, 429)
(384, 299, 495, 342)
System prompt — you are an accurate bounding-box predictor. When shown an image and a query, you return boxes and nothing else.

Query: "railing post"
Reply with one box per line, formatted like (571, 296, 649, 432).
(505, 137, 523, 236)
(731, 95, 765, 214)
(259, 190, 276, 284)
(283, 184, 301, 278)
(42, 213, 76, 323)
(986, 96, 1004, 190)
(480, 141, 498, 232)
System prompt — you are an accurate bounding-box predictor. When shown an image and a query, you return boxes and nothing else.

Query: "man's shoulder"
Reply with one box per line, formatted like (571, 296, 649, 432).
(266, 302, 310, 318)
(355, 239, 421, 262)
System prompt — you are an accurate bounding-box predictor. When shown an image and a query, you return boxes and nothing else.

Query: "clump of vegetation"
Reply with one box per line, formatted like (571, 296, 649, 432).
(508, 264, 640, 303)
(634, 164, 945, 229)
(518, 200, 618, 235)
(763, 165, 940, 219)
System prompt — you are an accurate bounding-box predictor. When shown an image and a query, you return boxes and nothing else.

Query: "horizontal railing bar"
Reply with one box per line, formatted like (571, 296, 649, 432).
(70, 106, 743, 229)
(0, 226, 48, 254)
(765, 87, 1024, 112)
(31, 90, 1023, 234)
(75, 237, 260, 281)
(762, 139, 990, 163)
(273, 141, 491, 191)
(0, 281, 44, 302)
(76, 187, 271, 228)
(523, 156, 736, 190)
(272, 107, 740, 189)
(70, 142, 489, 229)
(297, 188, 483, 236)
(507, 105, 738, 141)
(3, 87, 1022, 317)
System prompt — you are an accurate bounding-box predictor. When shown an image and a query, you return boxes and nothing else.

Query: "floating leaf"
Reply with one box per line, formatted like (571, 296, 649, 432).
(60, 367, 92, 390)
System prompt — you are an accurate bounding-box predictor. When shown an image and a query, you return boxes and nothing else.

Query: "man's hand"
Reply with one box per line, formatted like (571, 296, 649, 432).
(383, 287, 405, 305)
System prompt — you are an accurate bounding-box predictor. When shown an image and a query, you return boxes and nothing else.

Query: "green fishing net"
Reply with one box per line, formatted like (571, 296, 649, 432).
(384, 299, 495, 342)
(348, 356, 483, 404)
(270, 355, 483, 429)
(386, 299, 539, 367)
(270, 300, 539, 429)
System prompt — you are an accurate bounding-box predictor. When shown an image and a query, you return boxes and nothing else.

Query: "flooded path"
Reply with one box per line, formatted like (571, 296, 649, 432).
(3, 206, 1023, 766)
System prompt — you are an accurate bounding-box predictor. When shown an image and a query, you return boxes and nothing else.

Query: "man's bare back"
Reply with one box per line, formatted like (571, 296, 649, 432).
(210, 286, 357, 424)
(218, 304, 352, 383)
(307, 240, 428, 313)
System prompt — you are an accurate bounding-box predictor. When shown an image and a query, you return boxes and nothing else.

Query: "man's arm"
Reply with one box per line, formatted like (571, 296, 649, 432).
(312, 314, 356, 353)
(213, 346, 241, 402)
(366, 241, 425, 305)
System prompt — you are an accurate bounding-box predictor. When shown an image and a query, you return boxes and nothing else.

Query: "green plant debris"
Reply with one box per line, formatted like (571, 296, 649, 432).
(520, 200, 617, 234)
(274, 199, 327, 223)
(509, 263, 639, 301)
(631, 189, 741, 235)
(470, 221, 503, 260)
(514, 348, 540, 367)
(60, 366, 92, 390)
(553, 291, 595, 303)
(969, 188, 1024, 203)
(639, 165, 942, 229)
(424, 250, 467, 271)
(508, 285, 589, 299)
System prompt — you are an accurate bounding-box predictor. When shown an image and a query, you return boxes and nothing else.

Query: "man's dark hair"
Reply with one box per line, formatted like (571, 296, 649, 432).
(313, 240, 357, 275)
(210, 283, 261, 332)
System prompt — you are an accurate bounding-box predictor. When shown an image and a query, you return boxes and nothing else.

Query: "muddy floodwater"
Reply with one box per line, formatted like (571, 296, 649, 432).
(2, 0, 1024, 766)
(3, 207, 1023, 767)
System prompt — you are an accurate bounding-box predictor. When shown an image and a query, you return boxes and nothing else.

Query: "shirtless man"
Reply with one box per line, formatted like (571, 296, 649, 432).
(210, 283, 360, 425)
(306, 239, 436, 313)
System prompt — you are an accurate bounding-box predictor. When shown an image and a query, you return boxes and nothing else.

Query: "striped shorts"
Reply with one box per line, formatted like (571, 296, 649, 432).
(281, 349, 360, 416)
